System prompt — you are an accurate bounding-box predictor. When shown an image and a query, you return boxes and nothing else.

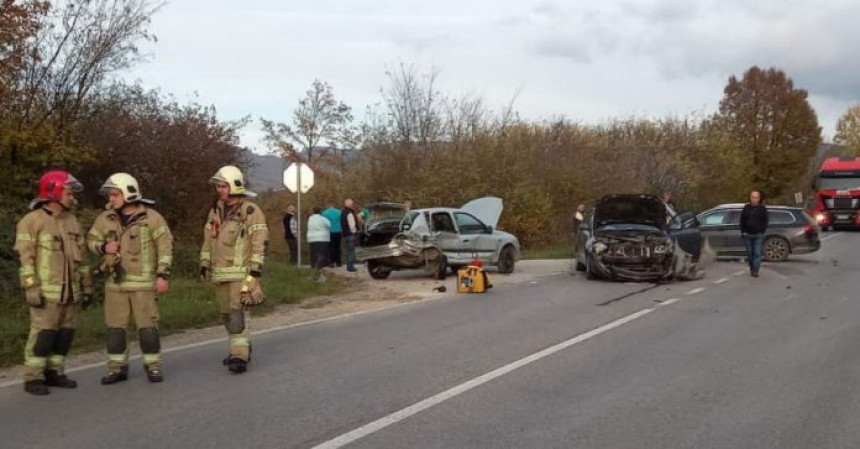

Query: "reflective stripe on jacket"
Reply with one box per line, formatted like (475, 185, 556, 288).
(14, 208, 92, 303)
(87, 205, 174, 292)
(200, 200, 268, 283)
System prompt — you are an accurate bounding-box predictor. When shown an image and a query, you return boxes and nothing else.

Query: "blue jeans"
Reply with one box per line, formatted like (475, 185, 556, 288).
(345, 235, 356, 271)
(744, 233, 764, 273)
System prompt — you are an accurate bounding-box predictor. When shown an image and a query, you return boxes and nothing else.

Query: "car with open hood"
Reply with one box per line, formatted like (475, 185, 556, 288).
(356, 197, 520, 279)
(573, 194, 709, 282)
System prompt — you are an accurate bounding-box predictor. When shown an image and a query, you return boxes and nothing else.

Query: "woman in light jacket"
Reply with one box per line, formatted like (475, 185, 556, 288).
(307, 207, 331, 282)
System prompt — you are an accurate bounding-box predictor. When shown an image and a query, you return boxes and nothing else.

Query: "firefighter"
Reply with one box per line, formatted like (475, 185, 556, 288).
(87, 173, 173, 384)
(14, 170, 93, 396)
(200, 165, 268, 374)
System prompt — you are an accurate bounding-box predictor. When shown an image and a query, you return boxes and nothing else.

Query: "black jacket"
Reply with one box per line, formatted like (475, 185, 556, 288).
(282, 213, 297, 240)
(340, 207, 358, 237)
(740, 204, 768, 235)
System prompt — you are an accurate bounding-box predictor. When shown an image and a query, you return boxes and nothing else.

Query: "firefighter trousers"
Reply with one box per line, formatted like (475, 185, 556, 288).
(104, 290, 161, 371)
(215, 281, 251, 361)
(23, 302, 77, 381)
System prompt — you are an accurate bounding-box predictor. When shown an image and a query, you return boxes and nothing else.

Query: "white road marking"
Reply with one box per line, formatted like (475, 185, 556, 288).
(767, 270, 788, 280)
(713, 277, 730, 284)
(312, 298, 690, 449)
(821, 232, 842, 242)
(733, 270, 747, 276)
(686, 287, 706, 295)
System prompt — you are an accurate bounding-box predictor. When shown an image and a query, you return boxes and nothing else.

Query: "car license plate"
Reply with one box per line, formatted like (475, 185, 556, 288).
(837, 214, 849, 220)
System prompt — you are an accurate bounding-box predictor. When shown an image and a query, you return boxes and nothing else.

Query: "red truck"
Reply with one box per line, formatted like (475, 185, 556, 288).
(811, 156, 860, 231)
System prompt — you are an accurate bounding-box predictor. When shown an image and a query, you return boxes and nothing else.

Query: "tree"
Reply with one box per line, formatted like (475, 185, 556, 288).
(1, 0, 159, 210)
(0, 0, 48, 102)
(835, 104, 860, 155)
(714, 66, 821, 199)
(261, 79, 354, 168)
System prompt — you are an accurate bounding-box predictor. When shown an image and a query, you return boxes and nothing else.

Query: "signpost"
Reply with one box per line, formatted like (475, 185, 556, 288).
(283, 162, 315, 267)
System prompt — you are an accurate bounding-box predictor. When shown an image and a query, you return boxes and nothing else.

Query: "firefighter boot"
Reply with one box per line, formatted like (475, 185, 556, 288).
(101, 366, 129, 385)
(145, 366, 163, 383)
(227, 357, 247, 374)
(24, 380, 49, 396)
(44, 370, 77, 388)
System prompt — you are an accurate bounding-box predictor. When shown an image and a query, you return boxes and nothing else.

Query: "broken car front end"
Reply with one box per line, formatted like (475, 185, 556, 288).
(587, 228, 675, 282)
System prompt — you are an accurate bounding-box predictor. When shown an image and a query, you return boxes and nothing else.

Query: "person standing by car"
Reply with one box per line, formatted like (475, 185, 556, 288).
(322, 202, 342, 267)
(740, 190, 769, 277)
(341, 199, 360, 272)
(573, 203, 586, 230)
(307, 207, 331, 282)
(282, 204, 298, 265)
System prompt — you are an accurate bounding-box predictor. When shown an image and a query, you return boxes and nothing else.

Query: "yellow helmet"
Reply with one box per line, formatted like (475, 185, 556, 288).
(209, 165, 256, 198)
(99, 173, 155, 207)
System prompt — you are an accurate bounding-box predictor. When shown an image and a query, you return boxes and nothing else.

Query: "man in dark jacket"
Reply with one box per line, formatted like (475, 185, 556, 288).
(282, 204, 298, 265)
(740, 191, 768, 277)
(341, 199, 359, 272)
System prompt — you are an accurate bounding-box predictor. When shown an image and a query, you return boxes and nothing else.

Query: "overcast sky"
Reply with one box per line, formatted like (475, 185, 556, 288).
(126, 0, 860, 150)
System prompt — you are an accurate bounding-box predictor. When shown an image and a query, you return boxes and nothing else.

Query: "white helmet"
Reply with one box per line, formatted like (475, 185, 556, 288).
(99, 173, 155, 208)
(209, 165, 256, 198)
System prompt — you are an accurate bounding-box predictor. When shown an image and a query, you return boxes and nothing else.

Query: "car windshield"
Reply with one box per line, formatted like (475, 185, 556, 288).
(819, 177, 860, 190)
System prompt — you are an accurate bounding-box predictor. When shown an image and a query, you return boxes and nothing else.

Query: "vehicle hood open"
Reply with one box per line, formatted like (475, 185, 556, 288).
(461, 197, 503, 228)
(364, 202, 406, 222)
(593, 194, 667, 229)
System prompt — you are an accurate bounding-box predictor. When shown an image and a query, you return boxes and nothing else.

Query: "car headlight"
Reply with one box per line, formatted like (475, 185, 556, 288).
(653, 244, 669, 255)
(593, 242, 608, 254)
(815, 213, 826, 223)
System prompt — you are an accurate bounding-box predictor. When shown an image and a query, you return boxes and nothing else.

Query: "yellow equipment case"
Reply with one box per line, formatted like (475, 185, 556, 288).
(457, 264, 489, 293)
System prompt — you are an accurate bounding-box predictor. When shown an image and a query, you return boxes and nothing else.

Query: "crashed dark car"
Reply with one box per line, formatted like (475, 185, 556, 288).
(573, 194, 711, 282)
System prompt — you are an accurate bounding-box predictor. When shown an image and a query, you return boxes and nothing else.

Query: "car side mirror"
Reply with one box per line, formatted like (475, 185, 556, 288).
(486, 226, 494, 234)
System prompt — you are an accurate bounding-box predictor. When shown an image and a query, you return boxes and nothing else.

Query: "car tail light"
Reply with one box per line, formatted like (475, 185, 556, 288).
(804, 224, 815, 236)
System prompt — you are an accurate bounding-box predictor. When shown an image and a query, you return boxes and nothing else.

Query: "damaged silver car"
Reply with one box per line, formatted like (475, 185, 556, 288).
(573, 194, 712, 282)
(356, 197, 521, 279)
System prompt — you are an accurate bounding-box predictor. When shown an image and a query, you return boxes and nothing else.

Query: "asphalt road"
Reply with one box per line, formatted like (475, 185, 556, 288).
(0, 231, 857, 449)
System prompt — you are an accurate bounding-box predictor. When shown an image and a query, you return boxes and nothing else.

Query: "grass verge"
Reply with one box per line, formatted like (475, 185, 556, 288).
(0, 261, 343, 367)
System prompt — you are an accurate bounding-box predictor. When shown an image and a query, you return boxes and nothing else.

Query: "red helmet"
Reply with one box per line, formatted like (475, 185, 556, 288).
(37, 170, 83, 202)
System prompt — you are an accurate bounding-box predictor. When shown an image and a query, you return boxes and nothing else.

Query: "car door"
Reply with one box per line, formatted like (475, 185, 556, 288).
(669, 215, 702, 260)
(697, 210, 733, 253)
(453, 212, 494, 264)
(720, 210, 745, 254)
(429, 211, 463, 264)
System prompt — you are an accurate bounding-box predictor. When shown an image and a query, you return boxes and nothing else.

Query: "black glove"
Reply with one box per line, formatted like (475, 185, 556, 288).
(25, 287, 45, 308)
(81, 294, 95, 310)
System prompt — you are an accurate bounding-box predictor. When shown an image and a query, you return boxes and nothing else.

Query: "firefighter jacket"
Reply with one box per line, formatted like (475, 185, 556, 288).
(200, 199, 268, 283)
(14, 208, 93, 303)
(87, 205, 173, 292)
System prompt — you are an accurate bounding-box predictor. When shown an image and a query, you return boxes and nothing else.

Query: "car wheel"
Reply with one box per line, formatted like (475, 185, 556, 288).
(497, 246, 516, 274)
(367, 260, 392, 279)
(433, 255, 448, 280)
(763, 236, 790, 262)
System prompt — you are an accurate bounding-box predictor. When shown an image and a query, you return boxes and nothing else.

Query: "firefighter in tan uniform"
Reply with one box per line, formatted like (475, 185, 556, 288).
(14, 170, 94, 396)
(200, 165, 267, 374)
(87, 173, 173, 384)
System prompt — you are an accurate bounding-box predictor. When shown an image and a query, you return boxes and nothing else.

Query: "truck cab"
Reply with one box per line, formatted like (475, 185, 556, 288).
(812, 156, 860, 231)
